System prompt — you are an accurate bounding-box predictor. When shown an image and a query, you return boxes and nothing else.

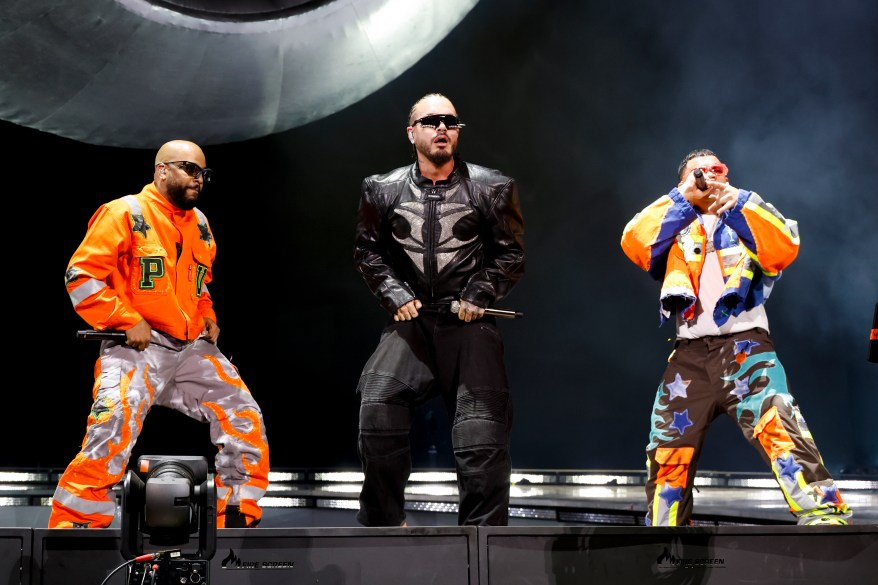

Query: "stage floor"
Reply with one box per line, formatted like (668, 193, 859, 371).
(2, 467, 876, 528)
(4, 469, 877, 584)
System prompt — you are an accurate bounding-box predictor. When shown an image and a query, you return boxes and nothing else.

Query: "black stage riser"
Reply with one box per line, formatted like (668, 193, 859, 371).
(4, 525, 876, 585)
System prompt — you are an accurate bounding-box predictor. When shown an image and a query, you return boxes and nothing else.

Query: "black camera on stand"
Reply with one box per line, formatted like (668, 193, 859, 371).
(121, 455, 216, 585)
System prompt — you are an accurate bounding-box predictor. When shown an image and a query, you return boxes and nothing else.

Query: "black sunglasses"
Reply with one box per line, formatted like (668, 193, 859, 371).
(411, 114, 465, 130)
(158, 161, 212, 183)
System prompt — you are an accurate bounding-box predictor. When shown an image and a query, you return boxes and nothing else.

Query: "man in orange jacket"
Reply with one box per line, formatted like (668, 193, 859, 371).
(51, 139, 269, 529)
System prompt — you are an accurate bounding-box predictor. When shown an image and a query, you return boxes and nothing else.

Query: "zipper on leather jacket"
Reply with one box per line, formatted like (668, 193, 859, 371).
(424, 187, 443, 297)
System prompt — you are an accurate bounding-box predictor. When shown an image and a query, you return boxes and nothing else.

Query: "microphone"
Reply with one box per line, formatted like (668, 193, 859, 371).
(77, 329, 126, 341)
(450, 300, 524, 319)
(693, 168, 708, 191)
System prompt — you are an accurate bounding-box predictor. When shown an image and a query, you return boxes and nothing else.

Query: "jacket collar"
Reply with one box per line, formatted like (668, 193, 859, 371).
(410, 156, 464, 187)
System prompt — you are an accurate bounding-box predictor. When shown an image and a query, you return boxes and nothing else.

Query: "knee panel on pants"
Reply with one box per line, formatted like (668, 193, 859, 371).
(454, 387, 510, 424)
(452, 417, 508, 450)
(358, 402, 412, 433)
(451, 416, 511, 480)
(357, 372, 416, 403)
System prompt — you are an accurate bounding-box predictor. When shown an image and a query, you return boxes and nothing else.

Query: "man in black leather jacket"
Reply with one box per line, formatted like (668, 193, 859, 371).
(353, 93, 526, 526)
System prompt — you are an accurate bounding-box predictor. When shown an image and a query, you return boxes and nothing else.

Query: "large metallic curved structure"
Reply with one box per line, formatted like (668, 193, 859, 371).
(0, 0, 479, 147)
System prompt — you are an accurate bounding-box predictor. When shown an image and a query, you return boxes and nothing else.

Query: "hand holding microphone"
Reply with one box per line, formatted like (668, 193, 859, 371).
(693, 168, 708, 191)
(450, 299, 524, 319)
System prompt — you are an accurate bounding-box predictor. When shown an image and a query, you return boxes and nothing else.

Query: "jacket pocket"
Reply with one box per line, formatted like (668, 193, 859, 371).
(130, 244, 172, 296)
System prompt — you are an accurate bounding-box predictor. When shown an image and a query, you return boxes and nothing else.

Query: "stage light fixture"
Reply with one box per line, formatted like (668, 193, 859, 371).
(120, 455, 216, 585)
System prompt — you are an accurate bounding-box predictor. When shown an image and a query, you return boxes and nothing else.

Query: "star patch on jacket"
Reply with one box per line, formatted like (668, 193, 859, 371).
(131, 214, 151, 238)
(198, 222, 212, 246)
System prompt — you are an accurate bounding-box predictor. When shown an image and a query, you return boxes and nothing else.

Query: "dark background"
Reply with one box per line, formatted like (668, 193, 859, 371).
(4, 0, 876, 475)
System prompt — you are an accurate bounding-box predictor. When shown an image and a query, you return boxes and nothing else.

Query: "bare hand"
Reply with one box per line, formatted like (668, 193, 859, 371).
(125, 320, 152, 351)
(455, 299, 486, 322)
(706, 182, 740, 215)
(680, 173, 738, 215)
(394, 299, 422, 321)
(679, 171, 713, 209)
(202, 317, 220, 344)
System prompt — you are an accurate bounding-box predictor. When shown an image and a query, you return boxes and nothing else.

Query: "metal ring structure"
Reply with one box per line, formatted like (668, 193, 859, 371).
(0, 0, 479, 147)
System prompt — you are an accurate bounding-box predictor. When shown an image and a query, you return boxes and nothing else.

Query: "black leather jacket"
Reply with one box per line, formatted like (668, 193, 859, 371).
(354, 158, 525, 315)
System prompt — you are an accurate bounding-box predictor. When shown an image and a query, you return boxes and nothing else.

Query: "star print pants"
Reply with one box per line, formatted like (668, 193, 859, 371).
(49, 330, 270, 529)
(644, 327, 852, 526)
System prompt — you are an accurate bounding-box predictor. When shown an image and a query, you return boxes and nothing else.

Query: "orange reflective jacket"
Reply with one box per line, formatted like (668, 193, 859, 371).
(65, 183, 217, 341)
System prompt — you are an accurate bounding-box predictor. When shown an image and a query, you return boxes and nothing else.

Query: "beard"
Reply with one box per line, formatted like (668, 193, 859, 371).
(424, 148, 454, 167)
(166, 181, 199, 210)
(415, 135, 456, 167)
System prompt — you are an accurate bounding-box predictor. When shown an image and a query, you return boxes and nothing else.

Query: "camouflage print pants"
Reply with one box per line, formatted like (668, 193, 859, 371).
(49, 330, 269, 528)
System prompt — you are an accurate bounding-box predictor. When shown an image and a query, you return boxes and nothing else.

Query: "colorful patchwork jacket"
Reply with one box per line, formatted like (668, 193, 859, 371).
(621, 187, 799, 327)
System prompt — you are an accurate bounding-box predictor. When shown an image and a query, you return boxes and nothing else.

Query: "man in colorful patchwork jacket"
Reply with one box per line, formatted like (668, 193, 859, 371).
(620, 148, 851, 526)
(50, 139, 269, 529)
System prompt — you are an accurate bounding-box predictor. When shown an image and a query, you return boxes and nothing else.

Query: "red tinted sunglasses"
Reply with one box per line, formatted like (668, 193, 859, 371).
(691, 164, 728, 176)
